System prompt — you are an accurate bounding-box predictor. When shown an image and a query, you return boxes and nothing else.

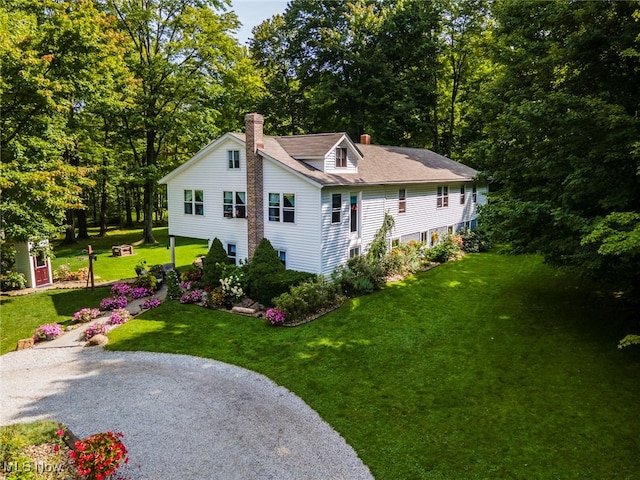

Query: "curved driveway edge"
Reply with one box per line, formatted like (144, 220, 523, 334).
(0, 348, 373, 480)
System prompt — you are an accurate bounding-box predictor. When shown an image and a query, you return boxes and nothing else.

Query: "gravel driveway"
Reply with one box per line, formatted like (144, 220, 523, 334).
(0, 347, 373, 479)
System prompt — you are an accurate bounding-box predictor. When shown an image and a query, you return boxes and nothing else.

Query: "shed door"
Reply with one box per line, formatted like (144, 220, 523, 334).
(33, 253, 51, 286)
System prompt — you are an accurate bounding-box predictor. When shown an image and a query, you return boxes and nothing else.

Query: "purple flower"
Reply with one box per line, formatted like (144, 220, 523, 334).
(33, 323, 63, 342)
(180, 281, 192, 290)
(73, 308, 100, 323)
(111, 283, 132, 297)
(100, 296, 128, 310)
(141, 296, 161, 310)
(265, 308, 286, 326)
(84, 322, 109, 340)
(179, 290, 204, 304)
(108, 308, 132, 325)
(131, 287, 153, 299)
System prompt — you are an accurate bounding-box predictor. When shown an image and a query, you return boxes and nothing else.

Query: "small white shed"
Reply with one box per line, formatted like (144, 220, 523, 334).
(15, 239, 53, 288)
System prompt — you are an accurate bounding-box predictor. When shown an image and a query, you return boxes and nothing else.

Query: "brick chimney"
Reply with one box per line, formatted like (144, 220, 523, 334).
(360, 133, 371, 145)
(245, 112, 264, 261)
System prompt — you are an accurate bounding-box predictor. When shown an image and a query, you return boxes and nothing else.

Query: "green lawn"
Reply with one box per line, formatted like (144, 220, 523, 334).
(105, 253, 640, 479)
(0, 286, 111, 354)
(51, 227, 208, 282)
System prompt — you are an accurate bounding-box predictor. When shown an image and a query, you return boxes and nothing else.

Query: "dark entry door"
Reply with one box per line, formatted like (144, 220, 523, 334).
(33, 253, 51, 286)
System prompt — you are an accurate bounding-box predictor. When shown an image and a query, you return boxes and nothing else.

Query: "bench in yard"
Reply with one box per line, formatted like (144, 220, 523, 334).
(112, 244, 134, 257)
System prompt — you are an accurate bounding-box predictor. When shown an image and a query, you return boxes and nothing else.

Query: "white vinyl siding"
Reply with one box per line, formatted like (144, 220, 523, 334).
(325, 142, 358, 173)
(164, 137, 248, 261)
(320, 183, 486, 273)
(263, 159, 322, 274)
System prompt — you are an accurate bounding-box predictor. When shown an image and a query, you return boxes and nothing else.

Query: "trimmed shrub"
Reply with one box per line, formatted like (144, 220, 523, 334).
(201, 238, 230, 289)
(332, 254, 387, 296)
(460, 229, 492, 253)
(253, 269, 315, 306)
(385, 240, 425, 276)
(246, 238, 285, 298)
(425, 236, 462, 263)
(274, 276, 341, 323)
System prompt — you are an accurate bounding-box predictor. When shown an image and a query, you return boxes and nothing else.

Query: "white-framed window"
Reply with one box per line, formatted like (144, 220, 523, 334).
(184, 189, 204, 215)
(227, 243, 237, 264)
(420, 231, 428, 243)
(437, 186, 449, 208)
(460, 185, 466, 204)
(228, 150, 240, 169)
(332, 193, 341, 223)
(268, 193, 280, 221)
(335, 147, 347, 168)
(223, 191, 246, 218)
(472, 185, 477, 203)
(277, 249, 286, 267)
(283, 194, 295, 223)
(268, 193, 295, 223)
(399, 188, 406, 213)
(349, 246, 360, 258)
(350, 194, 358, 233)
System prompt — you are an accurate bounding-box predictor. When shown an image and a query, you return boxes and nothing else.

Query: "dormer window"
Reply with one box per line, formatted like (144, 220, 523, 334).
(335, 147, 347, 168)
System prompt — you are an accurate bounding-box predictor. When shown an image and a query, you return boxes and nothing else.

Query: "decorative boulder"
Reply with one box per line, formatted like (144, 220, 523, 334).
(86, 334, 109, 346)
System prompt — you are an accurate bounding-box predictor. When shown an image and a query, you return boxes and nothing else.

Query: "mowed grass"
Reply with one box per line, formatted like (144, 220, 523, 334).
(0, 286, 111, 354)
(106, 253, 640, 479)
(51, 227, 208, 282)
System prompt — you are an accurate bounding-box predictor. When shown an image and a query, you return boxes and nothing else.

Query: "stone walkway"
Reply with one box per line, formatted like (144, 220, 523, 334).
(32, 285, 167, 350)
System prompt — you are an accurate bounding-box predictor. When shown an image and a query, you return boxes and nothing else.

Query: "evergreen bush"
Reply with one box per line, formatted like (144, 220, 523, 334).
(253, 269, 315, 306)
(460, 229, 492, 253)
(246, 238, 284, 298)
(201, 238, 230, 289)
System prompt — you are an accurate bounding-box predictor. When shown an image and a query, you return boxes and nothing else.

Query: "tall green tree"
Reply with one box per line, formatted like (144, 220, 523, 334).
(251, 0, 444, 147)
(474, 0, 640, 292)
(106, 0, 247, 244)
(0, 0, 128, 242)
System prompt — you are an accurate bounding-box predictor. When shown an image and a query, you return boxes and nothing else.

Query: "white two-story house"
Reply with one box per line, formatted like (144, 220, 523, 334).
(159, 113, 487, 275)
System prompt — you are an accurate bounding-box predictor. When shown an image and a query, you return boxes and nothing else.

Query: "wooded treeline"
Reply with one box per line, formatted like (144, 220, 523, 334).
(2, 0, 640, 292)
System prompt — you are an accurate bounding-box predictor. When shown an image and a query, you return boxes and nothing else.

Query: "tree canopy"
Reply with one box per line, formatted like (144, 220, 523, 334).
(473, 0, 640, 293)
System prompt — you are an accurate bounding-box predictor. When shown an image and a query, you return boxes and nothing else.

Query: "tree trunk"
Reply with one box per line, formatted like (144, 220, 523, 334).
(143, 129, 157, 244)
(76, 208, 89, 239)
(116, 186, 124, 229)
(134, 187, 141, 223)
(62, 210, 77, 245)
(124, 186, 134, 227)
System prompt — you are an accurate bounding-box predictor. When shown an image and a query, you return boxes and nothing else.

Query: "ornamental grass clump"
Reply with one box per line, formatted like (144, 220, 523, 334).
(72, 308, 101, 323)
(84, 322, 109, 340)
(70, 431, 128, 480)
(100, 296, 128, 311)
(141, 296, 161, 310)
(33, 323, 63, 342)
(108, 308, 132, 325)
(110, 283, 132, 297)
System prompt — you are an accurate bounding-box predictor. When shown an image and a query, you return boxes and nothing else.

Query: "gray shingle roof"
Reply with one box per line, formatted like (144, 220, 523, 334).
(230, 132, 478, 186)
